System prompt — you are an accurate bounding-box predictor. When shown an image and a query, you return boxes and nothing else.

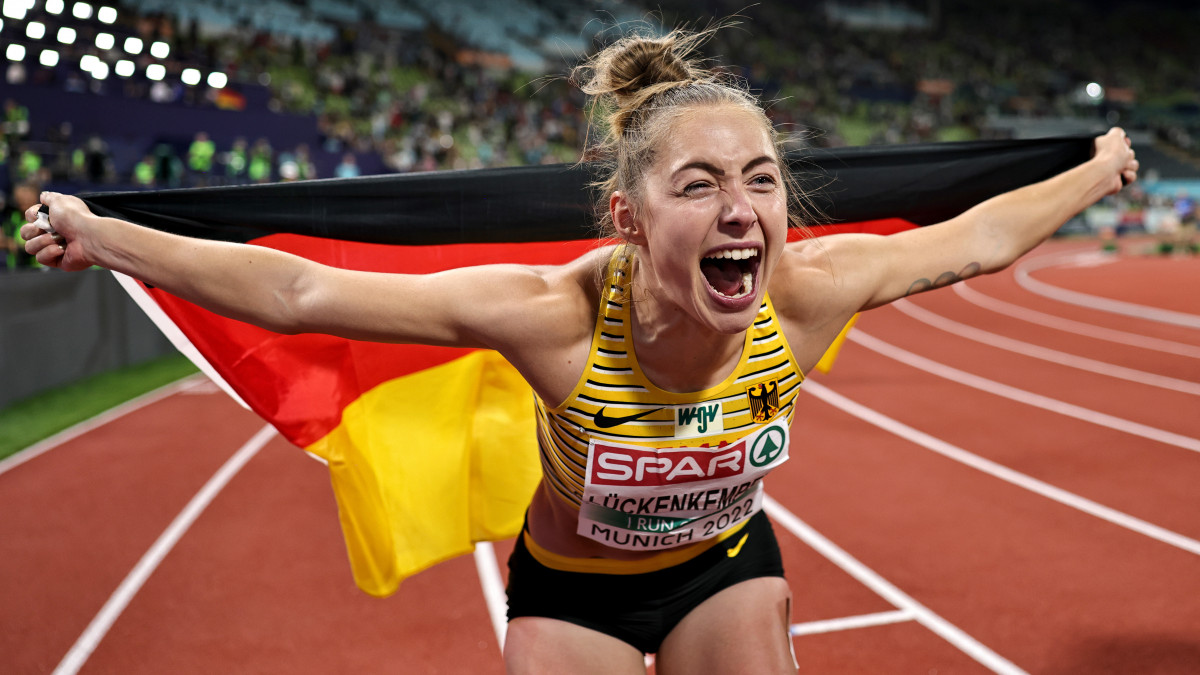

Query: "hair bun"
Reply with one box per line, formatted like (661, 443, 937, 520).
(605, 37, 694, 99)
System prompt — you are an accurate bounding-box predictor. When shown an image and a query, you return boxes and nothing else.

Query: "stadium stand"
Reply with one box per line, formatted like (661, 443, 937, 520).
(1, 0, 1198, 245)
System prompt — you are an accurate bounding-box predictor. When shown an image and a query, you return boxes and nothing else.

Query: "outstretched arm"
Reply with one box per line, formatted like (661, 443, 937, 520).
(20, 192, 598, 353)
(781, 127, 1139, 315)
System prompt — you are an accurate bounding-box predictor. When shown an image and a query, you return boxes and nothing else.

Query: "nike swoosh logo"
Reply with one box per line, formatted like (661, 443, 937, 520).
(726, 533, 750, 558)
(592, 406, 664, 429)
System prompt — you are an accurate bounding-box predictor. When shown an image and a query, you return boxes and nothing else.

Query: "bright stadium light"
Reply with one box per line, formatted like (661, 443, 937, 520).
(90, 60, 109, 79)
(57, 26, 75, 44)
(95, 32, 113, 50)
(0, 18, 5, 32)
(26, 19, 44, 39)
(46, 0, 65, 13)
(39, 48, 59, 67)
(150, 40, 169, 58)
(1086, 82, 1104, 100)
(181, 67, 200, 85)
(97, 5, 116, 23)
(207, 71, 227, 88)
(6, 43, 25, 61)
(123, 36, 142, 54)
(115, 58, 134, 77)
(80, 53, 98, 72)
(73, 2, 93, 20)
(3, 0, 29, 20)
(146, 62, 165, 80)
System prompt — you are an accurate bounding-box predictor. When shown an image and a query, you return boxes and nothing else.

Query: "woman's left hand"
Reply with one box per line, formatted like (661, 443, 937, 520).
(1094, 127, 1139, 196)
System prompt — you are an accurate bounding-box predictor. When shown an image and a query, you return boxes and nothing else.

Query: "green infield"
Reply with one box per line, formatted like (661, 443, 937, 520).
(0, 354, 199, 462)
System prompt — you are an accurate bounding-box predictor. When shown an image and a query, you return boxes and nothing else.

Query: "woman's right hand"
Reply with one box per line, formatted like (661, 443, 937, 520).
(21, 192, 99, 272)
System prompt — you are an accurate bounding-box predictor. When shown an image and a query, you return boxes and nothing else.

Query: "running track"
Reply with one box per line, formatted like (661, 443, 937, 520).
(3, 238, 1198, 674)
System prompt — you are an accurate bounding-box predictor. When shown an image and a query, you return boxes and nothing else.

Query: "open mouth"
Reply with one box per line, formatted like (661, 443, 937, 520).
(700, 247, 760, 300)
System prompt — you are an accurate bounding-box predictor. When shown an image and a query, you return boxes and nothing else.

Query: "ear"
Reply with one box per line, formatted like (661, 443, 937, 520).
(610, 191, 646, 245)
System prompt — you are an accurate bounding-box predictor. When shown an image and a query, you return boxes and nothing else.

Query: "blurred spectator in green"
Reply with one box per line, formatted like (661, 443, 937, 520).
(2, 182, 42, 270)
(3, 99, 30, 141)
(187, 131, 216, 185)
(133, 155, 157, 188)
(248, 138, 273, 183)
(223, 137, 248, 183)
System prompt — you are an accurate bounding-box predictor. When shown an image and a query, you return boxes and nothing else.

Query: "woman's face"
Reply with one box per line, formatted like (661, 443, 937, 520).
(620, 104, 788, 334)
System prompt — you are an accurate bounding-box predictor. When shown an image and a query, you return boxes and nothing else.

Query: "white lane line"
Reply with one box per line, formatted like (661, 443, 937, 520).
(0, 375, 208, 478)
(52, 424, 277, 675)
(764, 497, 1027, 675)
(473, 542, 509, 651)
(802, 381, 1200, 557)
(789, 609, 915, 637)
(1014, 252, 1200, 329)
(952, 283, 1200, 360)
(849, 331, 1200, 455)
(891, 299, 1200, 396)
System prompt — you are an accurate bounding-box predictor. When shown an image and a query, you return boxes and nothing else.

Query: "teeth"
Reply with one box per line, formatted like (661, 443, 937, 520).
(708, 248, 758, 261)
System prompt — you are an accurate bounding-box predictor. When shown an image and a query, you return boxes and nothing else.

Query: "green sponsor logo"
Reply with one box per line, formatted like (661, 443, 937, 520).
(749, 424, 786, 467)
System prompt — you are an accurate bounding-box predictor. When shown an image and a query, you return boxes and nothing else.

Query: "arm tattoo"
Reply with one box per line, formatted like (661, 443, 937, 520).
(904, 262, 981, 297)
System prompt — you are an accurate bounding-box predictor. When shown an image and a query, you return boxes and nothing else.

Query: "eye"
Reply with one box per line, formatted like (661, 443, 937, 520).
(682, 181, 713, 195)
(750, 174, 778, 189)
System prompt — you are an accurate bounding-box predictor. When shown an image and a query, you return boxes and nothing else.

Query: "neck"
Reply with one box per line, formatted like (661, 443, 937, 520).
(628, 277, 747, 393)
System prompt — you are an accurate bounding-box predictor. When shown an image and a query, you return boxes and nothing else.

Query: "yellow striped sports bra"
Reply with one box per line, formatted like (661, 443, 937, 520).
(532, 248, 803, 560)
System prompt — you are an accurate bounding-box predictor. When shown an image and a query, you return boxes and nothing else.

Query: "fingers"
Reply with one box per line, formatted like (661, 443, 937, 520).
(24, 229, 66, 265)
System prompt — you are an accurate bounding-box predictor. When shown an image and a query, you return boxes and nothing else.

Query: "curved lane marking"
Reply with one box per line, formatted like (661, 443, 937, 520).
(891, 299, 1200, 396)
(0, 375, 209, 478)
(849, 331, 1200, 454)
(53, 424, 277, 675)
(802, 380, 1200, 557)
(1014, 252, 1200, 329)
(952, 283, 1200, 360)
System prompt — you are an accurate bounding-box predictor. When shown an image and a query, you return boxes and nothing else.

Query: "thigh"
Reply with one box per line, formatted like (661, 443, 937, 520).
(654, 576, 797, 675)
(505, 616, 646, 675)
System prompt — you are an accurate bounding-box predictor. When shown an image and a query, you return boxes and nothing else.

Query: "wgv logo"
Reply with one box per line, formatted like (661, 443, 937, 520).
(674, 403, 723, 439)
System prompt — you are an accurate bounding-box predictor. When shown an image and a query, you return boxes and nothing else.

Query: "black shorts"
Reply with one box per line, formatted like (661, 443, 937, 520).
(505, 510, 784, 654)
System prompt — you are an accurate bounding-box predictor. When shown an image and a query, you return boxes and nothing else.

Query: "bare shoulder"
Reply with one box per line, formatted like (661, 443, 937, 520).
(766, 234, 883, 367)
(769, 235, 855, 319)
(474, 244, 610, 404)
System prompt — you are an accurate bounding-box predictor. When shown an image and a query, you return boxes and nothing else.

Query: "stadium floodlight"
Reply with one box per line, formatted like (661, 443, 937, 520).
(57, 26, 76, 44)
(46, 0, 65, 14)
(123, 36, 143, 54)
(73, 2, 93, 20)
(207, 71, 228, 88)
(150, 40, 169, 58)
(1086, 82, 1104, 100)
(26, 20, 44, 39)
(115, 59, 134, 77)
(95, 32, 114, 50)
(80, 53, 98, 72)
(0, 18, 4, 33)
(90, 60, 109, 80)
(146, 62, 165, 80)
(6, 43, 25, 61)
(40, 48, 59, 67)
(2, 0, 29, 20)
(181, 67, 200, 86)
(97, 5, 116, 23)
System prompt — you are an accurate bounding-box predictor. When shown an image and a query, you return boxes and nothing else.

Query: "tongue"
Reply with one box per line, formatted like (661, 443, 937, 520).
(701, 259, 743, 296)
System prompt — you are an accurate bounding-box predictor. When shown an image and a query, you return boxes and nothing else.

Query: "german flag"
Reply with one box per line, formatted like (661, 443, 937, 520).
(82, 136, 1093, 596)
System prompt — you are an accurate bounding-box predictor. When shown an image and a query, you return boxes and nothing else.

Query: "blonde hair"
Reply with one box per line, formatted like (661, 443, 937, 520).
(572, 24, 814, 238)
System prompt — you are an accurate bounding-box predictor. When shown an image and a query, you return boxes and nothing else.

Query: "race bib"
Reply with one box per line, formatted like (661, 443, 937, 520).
(578, 422, 789, 550)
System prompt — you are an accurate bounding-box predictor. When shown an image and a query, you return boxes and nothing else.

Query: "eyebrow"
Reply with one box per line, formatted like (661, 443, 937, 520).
(674, 155, 779, 178)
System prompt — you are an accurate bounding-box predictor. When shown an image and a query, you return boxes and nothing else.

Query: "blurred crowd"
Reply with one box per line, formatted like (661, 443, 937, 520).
(4, 0, 1200, 269)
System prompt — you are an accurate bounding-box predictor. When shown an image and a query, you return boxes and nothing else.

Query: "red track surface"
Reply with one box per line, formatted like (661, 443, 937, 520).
(3, 238, 1198, 674)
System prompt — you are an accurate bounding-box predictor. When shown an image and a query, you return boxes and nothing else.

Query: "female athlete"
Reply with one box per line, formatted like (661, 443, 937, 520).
(23, 28, 1136, 675)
